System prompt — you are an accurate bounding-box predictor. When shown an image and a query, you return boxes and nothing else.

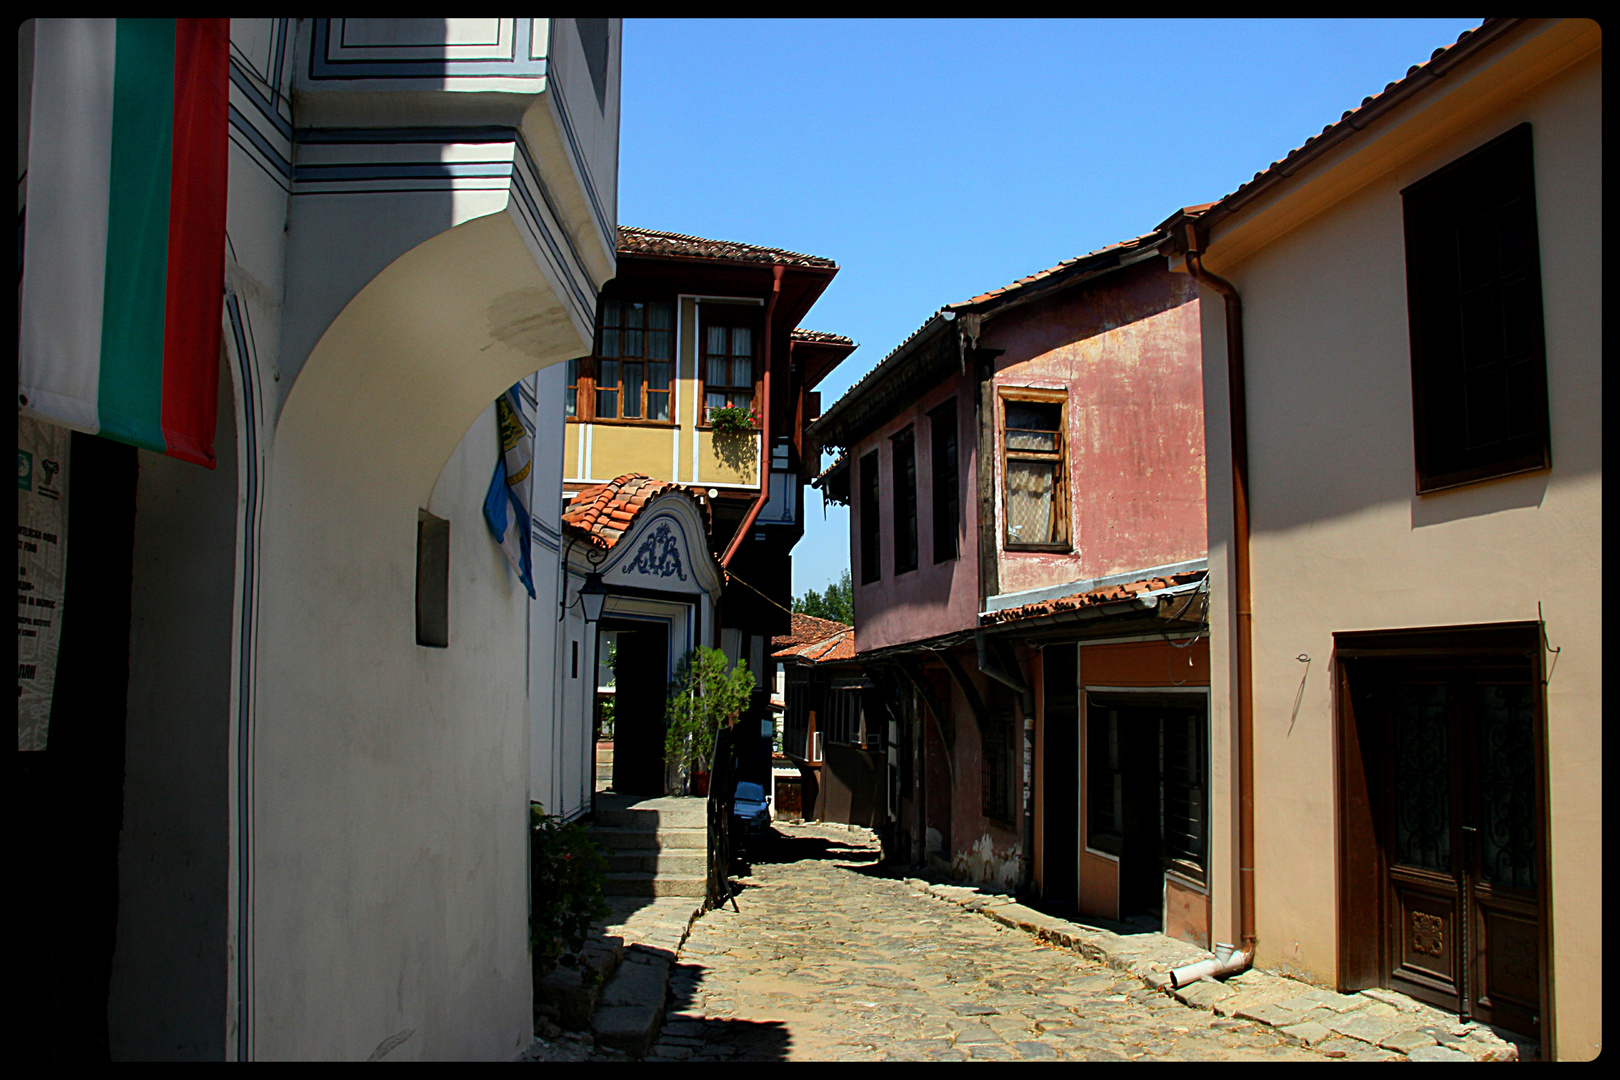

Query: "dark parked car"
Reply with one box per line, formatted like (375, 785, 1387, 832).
(732, 780, 771, 854)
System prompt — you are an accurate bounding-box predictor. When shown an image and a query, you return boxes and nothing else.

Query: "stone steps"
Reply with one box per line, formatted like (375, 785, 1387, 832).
(591, 825, 706, 850)
(605, 850, 708, 876)
(604, 871, 706, 898)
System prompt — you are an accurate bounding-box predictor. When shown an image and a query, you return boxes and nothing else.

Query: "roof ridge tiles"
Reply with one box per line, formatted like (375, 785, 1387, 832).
(617, 225, 837, 269)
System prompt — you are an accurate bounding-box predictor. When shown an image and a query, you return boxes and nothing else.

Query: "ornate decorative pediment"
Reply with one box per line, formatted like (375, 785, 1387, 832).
(622, 521, 686, 581)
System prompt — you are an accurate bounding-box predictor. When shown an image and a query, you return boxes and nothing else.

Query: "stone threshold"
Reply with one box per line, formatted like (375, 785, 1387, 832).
(902, 875, 1529, 1063)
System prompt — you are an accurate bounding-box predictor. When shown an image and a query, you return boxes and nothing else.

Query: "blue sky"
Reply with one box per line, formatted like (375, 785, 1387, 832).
(615, 17, 1482, 596)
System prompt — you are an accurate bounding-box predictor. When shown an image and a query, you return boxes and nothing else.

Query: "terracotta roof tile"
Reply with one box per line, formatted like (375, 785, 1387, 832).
(955, 230, 1164, 308)
(791, 328, 855, 347)
(771, 612, 856, 665)
(561, 473, 711, 550)
(617, 226, 836, 269)
(979, 570, 1207, 626)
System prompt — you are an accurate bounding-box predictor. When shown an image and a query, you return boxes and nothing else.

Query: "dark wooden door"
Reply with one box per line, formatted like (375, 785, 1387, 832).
(1041, 645, 1079, 908)
(609, 623, 670, 795)
(1369, 660, 1543, 1040)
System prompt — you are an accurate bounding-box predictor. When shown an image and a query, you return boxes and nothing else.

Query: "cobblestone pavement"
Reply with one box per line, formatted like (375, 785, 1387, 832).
(647, 824, 1338, 1062)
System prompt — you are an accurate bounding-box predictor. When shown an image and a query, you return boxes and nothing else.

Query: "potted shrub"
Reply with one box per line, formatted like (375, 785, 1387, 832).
(663, 646, 755, 796)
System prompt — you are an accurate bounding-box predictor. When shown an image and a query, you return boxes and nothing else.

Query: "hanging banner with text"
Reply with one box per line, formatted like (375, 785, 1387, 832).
(18, 418, 70, 750)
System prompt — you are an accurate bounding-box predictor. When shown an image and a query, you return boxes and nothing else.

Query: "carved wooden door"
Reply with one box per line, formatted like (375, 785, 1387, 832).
(1371, 660, 1543, 1041)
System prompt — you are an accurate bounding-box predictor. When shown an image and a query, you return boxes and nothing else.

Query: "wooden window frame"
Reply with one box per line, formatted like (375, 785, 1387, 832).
(891, 426, 918, 576)
(571, 297, 676, 425)
(858, 449, 881, 585)
(1403, 123, 1550, 494)
(698, 310, 760, 429)
(929, 397, 959, 564)
(999, 387, 1070, 552)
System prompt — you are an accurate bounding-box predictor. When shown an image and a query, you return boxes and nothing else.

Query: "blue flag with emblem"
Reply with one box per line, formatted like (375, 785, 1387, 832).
(483, 382, 536, 599)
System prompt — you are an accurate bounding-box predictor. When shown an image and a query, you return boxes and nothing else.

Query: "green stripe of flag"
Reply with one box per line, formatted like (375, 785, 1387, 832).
(98, 18, 175, 453)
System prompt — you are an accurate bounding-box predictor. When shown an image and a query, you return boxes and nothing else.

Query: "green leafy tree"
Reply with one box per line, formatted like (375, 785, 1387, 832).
(793, 568, 853, 625)
(663, 647, 755, 792)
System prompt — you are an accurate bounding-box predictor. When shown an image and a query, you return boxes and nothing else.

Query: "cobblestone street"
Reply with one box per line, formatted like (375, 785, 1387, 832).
(644, 823, 1334, 1062)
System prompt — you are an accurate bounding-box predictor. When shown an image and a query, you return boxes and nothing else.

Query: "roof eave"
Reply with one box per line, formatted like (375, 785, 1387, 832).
(1158, 18, 1525, 251)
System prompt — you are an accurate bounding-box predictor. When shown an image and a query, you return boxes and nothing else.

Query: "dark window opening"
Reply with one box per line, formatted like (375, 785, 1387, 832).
(415, 510, 449, 648)
(1403, 123, 1550, 492)
(858, 450, 881, 584)
(1086, 696, 1208, 881)
(929, 397, 959, 563)
(982, 687, 1015, 824)
(575, 18, 610, 111)
(892, 427, 917, 575)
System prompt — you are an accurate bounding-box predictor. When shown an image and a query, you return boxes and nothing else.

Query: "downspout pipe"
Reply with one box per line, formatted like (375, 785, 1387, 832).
(1169, 945, 1251, 989)
(720, 264, 784, 569)
(1179, 220, 1256, 959)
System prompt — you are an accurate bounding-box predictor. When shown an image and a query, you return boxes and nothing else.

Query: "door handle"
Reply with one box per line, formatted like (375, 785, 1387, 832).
(1460, 825, 1477, 833)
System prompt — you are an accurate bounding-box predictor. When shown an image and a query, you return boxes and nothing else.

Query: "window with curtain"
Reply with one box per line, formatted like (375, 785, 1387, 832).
(1002, 395, 1068, 549)
(565, 357, 579, 418)
(703, 322, 755, 420)
(594, 298, 673, 421)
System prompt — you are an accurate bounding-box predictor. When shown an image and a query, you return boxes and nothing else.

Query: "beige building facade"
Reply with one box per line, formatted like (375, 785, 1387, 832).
(1164, 18, 1599, 1059)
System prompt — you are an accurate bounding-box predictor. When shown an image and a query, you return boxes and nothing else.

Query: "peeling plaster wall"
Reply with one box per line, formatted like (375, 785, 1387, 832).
(848, 369, 980, 654)
(981, 260, 1206, 596)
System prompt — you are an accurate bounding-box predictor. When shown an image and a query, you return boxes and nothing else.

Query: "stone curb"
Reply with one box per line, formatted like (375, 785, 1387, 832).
(903, 876, 1522, 1063)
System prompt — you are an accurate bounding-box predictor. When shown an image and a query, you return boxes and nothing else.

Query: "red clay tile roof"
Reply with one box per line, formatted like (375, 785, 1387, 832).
(1159, 21, 1515, 238)
(617, 226, 836, 269)
(954, 230, 1165, 308)
(771, 612, 856, 665)
(791, 328, 855, 347)
(979, 570, 1207, 627)
(561, 473, 710, 550)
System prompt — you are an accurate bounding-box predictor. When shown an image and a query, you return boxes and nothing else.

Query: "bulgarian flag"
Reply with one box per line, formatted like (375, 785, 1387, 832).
(19, 19, 229, 469)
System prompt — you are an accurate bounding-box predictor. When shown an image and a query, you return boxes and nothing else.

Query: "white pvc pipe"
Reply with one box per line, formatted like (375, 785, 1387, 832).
(1168, 947, 1250, 989)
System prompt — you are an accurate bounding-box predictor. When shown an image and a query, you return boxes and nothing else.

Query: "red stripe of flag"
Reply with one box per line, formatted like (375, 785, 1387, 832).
(159, 18, 230, 469)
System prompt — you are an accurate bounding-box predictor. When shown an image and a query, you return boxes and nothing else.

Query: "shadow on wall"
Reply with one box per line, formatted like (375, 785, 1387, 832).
(710, 429, 756, 476)
(1410, 469, 1547, 529)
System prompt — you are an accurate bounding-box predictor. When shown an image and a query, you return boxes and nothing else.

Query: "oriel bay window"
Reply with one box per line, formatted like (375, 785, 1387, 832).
(703, 320, 755, 421)
(1001, 391, 1068, 549)
(589, 298, 673, 422)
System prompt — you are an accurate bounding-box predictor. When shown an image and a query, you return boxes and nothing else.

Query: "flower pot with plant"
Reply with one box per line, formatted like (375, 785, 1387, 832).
(706, 406, 758, 435)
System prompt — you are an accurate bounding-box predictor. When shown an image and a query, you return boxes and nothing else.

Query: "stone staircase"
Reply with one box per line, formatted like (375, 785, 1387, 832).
(592, 793, 708, 899)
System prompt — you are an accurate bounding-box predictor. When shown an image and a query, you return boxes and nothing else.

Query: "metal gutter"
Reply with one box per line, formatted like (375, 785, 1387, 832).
(980, 558, 1209, 615)
(720, 264, 783, 568)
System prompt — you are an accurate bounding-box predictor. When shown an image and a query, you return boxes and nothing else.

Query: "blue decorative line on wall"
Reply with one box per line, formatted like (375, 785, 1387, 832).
(228, 103, 293, 180)
(544, 64, 614, 252)
(229, 57, 294, 141)
(308, 18, 547, 80)
(225, 289, 264, 1061)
